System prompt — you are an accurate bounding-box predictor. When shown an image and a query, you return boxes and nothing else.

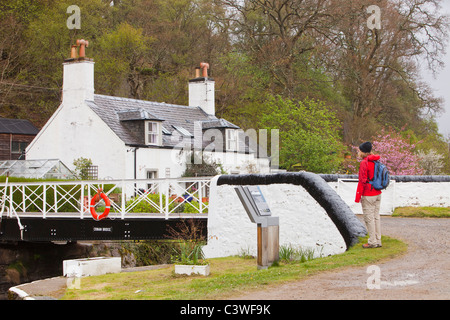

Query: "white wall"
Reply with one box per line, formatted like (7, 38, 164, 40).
(126, 147, 185, 180)
(26, 101, 126, 179)
(334, 179, 450, 214)
(203, 177, 347, 259)
(205, 150, 271, 175)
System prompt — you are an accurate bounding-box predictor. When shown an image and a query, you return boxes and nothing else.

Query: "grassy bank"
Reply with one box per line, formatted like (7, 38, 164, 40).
(62, 236, 407, 300)
(393, 206, 450, 218)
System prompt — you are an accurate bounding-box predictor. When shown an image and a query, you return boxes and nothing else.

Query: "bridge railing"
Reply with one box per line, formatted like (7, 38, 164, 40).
(0, 177, 212, 220)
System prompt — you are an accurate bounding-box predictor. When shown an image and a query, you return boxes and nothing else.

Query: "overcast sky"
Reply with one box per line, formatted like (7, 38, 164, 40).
(420, 1, 450, 139)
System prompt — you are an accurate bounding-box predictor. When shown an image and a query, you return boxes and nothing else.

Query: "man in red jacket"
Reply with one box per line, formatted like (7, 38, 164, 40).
(355, 142, 382, 248)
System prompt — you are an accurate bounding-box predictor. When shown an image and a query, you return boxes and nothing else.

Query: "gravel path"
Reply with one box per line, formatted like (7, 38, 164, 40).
(233, 217, 450, 300)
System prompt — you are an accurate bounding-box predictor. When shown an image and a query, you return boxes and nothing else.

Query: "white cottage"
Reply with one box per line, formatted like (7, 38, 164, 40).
(26, 41, 271, 179)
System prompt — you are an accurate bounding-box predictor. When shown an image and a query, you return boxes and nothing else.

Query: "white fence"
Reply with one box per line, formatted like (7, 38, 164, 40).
(0, 177, 211, 220)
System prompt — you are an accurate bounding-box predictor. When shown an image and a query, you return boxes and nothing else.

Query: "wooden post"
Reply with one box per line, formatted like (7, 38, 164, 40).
(257, 225, 279, 269)
(268, 225, 279, 265)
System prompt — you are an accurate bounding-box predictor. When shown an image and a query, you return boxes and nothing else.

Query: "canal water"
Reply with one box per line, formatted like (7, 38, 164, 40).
(0, 241, 130, 299)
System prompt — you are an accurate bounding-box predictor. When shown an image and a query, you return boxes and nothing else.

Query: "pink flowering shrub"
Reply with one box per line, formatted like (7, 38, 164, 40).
(341, 128, 424, 175)
(371, 128, 424, 175)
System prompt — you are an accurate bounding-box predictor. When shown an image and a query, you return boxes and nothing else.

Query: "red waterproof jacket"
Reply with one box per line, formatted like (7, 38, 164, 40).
(355, 154, 382, 203)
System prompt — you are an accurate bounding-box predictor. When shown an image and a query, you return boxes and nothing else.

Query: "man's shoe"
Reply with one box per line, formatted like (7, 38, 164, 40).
(362, 243, 377, 248)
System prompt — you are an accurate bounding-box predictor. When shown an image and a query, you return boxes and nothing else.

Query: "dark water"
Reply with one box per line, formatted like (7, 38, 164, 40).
(0, 241, 103, 299)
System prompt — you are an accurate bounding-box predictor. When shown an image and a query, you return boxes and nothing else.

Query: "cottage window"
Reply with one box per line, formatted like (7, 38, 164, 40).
(225, 129, 237, 151)
(145, 121, 160, 146)
(11, 141, 28, 154)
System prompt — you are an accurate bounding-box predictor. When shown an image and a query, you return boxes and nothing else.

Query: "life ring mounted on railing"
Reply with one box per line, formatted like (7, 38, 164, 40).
(90, 189, 110, 221)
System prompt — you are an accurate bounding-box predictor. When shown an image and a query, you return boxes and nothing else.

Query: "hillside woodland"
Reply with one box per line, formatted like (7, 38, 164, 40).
(1, 0, 449, 174)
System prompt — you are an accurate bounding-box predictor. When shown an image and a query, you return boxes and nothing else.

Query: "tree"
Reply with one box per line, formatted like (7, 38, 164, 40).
(371, 128, 424, 175)
(259, 95, 344, 173)
(319, 0, 449, 143)
(0, 0, 112, 126)
(417, 149, 445, 175)
(216, 0, 334, 96)
(73, 157, 93, 180)
(112, 0, 230, 104)
(95, 22, 153, 99)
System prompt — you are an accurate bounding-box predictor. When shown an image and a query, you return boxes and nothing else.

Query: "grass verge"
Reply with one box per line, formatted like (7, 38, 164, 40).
(393, 206, 450, 218)
(62, 235, 407, 300)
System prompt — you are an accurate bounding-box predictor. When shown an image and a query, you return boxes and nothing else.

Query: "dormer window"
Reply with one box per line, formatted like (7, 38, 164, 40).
(225, 129, 237, 151)
(145, 121, 161, 146)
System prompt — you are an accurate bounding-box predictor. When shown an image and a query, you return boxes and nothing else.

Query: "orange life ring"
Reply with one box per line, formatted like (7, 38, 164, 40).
(90, 191, 110, 221)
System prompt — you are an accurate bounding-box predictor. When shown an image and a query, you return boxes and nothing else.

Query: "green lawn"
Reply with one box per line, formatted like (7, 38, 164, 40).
(393, 206, 450, 218)
(62, 236, 407, 300)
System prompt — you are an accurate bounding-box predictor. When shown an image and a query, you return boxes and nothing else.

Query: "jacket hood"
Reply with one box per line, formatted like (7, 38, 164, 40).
(367, 154, 380, 162)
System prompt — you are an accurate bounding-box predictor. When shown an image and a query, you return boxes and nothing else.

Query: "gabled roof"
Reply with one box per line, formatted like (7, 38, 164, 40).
(86, 94, 240, 148)
(0, 118, 39, 135)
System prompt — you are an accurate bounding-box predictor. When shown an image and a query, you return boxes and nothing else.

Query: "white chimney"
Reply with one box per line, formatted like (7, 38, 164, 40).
(62, 39, 94, 104)
(188, 62, 215, 116)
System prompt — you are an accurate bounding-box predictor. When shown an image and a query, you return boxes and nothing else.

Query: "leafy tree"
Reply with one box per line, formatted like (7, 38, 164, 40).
(73, 157, 93, 180)
(259, 95, 344, 173)
(320, 0, 448, 143)
(0, 0, 111, 126)
(417, 149, 445, 175)
(371, 128, 424, 175)
(95, 22, 153, 99)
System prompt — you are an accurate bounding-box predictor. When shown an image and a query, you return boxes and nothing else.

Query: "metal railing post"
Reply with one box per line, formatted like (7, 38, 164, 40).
(54, 184, 58, 213)
(121, 180, 126, 219)
(165, 180, 169, 219)
(199, 180, 203, 213)
(22, 185, 26, 214)
(43, 184, 47, 219)
(80, 181, 84, 219)
(9, 184, 13, 218)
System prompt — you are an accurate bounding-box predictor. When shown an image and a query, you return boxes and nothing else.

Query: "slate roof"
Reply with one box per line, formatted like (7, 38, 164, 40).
(0, 118, 39, 135)
(117, 109, 164, 122)
(86, 94, 243, 149)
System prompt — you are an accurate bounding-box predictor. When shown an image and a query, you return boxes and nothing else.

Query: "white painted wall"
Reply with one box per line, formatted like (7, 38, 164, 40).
(124, 148, 270, 182)
(26, 101, 126, 179)
(203, 177, 347, 259)
(204, 150, 271, 175)
(334, 179, 450, 214)
(189, 79, 215, 116)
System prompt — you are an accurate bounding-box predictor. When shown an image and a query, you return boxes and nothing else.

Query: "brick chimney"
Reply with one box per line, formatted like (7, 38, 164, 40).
(62, 39, 94, 103)
(188, 62, 215, 116)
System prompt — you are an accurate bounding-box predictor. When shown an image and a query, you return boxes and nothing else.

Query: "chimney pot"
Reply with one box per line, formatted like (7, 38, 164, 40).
(200, 62, 209, 77)
(76, 39, 89, 58)
(70, 45, 78, 59)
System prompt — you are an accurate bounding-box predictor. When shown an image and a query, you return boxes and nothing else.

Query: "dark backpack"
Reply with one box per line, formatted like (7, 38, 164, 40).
(370, 160, 390, 190)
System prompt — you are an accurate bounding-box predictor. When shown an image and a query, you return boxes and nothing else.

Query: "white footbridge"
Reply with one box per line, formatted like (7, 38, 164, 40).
(0, 177, 211, 241)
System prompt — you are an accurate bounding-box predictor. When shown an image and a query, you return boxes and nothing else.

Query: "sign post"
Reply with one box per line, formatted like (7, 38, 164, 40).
(235, 186, 279, 269)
